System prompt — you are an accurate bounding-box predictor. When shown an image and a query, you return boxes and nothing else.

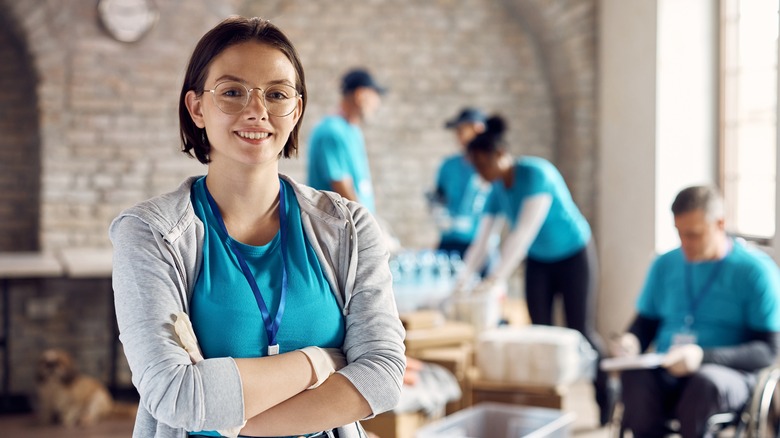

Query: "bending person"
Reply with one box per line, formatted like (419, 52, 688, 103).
(611, 186, 780, 438)
(458, 115, 610, 424)
(430, 107, 491, 259)
(109, 16, 405, 438)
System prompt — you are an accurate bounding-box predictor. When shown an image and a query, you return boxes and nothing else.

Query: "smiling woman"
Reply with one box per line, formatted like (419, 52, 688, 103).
(185, 41, 303, 176)
(109, 16, 405, 438)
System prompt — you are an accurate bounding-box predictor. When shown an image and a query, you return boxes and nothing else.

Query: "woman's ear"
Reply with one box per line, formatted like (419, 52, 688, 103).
(290, 95, 303, 126)
(185, 90, 206, 129)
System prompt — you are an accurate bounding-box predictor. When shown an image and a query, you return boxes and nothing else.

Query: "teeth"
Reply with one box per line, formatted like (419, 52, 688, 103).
(237, 131, 270, 140)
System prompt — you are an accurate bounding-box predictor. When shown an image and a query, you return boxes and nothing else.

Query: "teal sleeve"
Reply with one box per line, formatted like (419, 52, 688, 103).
(524, 163, 550, 195)
(313, 132, 350, 182)
(484, 186, 501, 215)
(746, 258, 780, 332)
(636, 258, 662, 318)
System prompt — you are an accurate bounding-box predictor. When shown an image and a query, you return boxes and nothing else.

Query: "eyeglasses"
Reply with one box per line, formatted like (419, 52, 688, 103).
(204, 81, 302, 117)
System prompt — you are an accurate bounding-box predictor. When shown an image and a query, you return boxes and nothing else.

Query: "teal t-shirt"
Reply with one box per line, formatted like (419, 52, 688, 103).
(307, 115, 375, 213)
(188, 177, 345, 437)
(435, 154, 491, 245)
(484, 156, 591, 262)
(637, 240, 780, 353)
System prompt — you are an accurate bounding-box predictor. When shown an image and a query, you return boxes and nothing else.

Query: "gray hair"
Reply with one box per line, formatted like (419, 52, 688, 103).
(671, 185, 724, 221)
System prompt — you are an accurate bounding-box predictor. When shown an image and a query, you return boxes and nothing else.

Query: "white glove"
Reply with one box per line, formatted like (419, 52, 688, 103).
(452, 269, 481, 297)
(662, 344, 703, 377)
(300, 346, 346, 389)
(472, 278, 507, 299)
(173, 312, 245, 438)
(607, 333, 641, 358)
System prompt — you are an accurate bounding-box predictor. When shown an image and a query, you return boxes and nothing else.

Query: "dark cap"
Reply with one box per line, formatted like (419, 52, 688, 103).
(445, 107, 487, 129)
(341, 68, 387, 95)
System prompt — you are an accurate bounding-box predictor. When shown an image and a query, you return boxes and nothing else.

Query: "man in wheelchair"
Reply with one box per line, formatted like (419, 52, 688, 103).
(610, 185, 780, 438)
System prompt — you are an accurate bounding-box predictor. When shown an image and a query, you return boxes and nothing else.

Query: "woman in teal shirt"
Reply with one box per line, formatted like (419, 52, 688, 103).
(459, 115, 611, 425)
(110, 17, 405, 438)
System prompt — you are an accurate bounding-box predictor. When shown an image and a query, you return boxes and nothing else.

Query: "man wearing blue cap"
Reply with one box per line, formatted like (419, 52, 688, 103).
(429, 107, 492, 258)
(307, 68, 386, 213)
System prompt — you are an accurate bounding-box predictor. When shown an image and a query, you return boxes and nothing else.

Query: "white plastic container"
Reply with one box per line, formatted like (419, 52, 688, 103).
(450, 293, 502, 332)
(415, 402, 575, 438)
(476, 325, 596, 386)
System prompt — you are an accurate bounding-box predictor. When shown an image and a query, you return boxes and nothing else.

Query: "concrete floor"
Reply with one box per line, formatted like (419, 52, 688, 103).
(0, 380, 614, 437)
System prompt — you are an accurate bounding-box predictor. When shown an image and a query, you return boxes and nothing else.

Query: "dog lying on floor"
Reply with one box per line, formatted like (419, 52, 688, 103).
(35, 348, 137, 427)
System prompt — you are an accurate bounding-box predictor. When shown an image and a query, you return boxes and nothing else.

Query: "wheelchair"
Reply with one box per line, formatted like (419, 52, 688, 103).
(611, 365, 780, 438)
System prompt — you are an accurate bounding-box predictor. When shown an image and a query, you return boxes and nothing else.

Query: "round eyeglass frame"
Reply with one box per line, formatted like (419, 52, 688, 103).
(203, 81, 303, 117)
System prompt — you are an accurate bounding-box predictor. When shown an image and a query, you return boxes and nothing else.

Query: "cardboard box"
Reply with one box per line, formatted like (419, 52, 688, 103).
(362, 410, 438, 438)
(468, 368, 567, 410)
(416, 345, 473, 413)
(404, 321, 474, 357)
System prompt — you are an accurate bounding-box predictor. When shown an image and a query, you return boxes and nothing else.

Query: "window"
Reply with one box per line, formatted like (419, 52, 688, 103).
(720, 0, 778, 241)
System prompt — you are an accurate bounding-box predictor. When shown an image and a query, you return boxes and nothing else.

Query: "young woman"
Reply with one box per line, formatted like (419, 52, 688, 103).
(110, 16, 405, 438)
(459, 115, 611, 425)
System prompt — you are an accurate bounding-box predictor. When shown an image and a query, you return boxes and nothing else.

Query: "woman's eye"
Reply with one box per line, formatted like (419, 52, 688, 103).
(222, 88, 245, 98)
(266, 90, 289, 101)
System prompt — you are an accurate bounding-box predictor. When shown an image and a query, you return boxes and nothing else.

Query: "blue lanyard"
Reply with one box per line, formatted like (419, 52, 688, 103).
(203, 179, 289, 356)
(683, 242, 730, 327)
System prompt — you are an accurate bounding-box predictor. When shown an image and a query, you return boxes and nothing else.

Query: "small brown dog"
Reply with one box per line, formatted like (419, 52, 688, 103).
(35, 348, 136, 427)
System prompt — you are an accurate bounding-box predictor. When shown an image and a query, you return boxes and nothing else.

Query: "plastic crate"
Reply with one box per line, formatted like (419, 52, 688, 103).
(415, 402, 575, 438)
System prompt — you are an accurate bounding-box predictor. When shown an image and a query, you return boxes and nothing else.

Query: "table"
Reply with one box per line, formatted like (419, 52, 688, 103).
(57, 247, 113, 278)
(0, 252, 63, 411)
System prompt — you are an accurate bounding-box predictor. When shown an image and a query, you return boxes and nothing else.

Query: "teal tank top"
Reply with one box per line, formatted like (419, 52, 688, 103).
(188, 177, 345, 437)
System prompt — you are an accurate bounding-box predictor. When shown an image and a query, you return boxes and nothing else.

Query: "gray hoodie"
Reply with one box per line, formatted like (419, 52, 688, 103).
(109, 174, 406, 438)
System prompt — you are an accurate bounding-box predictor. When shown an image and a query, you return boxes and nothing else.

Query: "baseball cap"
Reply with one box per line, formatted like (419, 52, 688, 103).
(444, 107, 487, 129)
(341, 68, 387, 95)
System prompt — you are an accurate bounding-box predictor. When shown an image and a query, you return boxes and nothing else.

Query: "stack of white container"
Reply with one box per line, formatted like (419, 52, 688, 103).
(475, 325, 597, 386)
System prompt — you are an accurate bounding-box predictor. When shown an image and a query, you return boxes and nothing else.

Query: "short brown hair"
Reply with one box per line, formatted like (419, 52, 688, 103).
(178, 16, 307, 163)
(671, 185, 724, 221)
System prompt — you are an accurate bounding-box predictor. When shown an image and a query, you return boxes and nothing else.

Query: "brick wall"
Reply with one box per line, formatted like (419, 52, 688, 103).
(0, 0, 596, 398)
(265, 0, 561, 247)
(0, 11, 39, 252)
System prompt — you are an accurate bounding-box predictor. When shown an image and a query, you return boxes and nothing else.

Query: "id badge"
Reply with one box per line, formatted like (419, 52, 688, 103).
(672, 327, 697, 346)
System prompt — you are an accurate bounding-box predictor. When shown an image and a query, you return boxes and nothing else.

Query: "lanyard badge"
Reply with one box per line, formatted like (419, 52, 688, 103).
(675, 252, 728, 348)
(204, 178, 289, 356)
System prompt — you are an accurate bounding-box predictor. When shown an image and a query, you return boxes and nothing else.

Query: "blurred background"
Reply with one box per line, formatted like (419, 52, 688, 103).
(0, 0, 777, 434)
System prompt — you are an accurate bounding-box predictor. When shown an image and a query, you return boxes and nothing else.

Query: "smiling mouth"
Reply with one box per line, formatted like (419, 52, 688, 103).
(237, 131, 271, 140)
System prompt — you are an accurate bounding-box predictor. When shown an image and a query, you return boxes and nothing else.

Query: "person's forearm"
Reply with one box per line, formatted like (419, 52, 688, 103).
(459, 216, 499, 283)
(234, 351, 314, 420)
(702, 342, 775, 371)
(488, 194, 550, 282)
(240, 373, 371, 436)
(702, 331, 780, 372)
(330, 179, 359, 202)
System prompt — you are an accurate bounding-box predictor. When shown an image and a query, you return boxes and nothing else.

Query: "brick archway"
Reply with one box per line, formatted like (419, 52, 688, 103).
(505, 0, 598, 222)
(0, 9, 41, 251)
(0, 0, 234, 251)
